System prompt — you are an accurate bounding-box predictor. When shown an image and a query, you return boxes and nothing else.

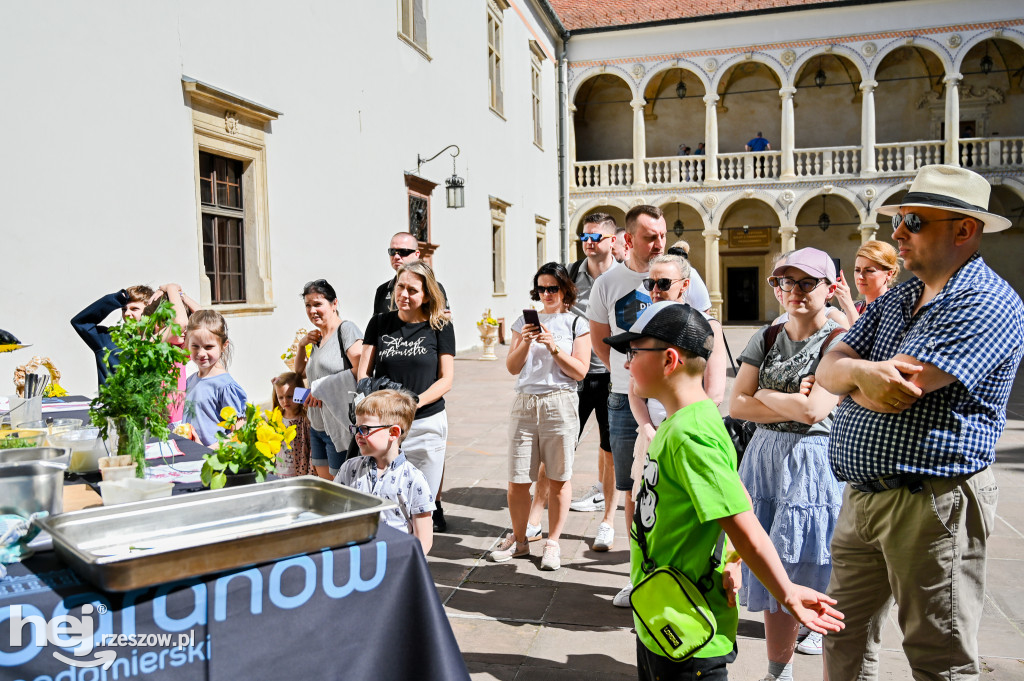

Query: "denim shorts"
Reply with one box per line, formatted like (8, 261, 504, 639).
(309, 427, 346, 475)
(607, 391, 639, 492)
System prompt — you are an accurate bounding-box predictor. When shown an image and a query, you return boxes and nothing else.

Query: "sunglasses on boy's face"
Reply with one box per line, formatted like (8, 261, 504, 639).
(890, 212, 963, 234)
(579, 233, 610, 243)
(387, 247, 417, 257)
(348, 424, 397, 437)
(767, 276, 826, 293)
(535, 285, 560, 294)
(642, 277, 683, 292)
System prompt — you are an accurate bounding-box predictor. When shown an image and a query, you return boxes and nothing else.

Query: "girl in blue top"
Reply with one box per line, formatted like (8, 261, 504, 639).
(183, 310, 247, 446)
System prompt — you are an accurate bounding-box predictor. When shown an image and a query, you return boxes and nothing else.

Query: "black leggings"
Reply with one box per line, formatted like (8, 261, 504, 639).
(577, 372, 611, 452)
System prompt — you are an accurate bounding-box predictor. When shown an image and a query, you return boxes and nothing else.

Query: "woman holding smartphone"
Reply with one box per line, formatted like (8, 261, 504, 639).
(489, 262, 591, 571)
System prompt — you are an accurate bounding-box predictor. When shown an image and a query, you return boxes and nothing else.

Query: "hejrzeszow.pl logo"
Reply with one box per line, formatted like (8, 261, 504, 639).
(6, 603, 195, 670)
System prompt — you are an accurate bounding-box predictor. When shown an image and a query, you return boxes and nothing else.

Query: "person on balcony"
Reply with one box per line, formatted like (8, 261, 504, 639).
(677, 143, 691, 156)
(746, 131, 772, 152)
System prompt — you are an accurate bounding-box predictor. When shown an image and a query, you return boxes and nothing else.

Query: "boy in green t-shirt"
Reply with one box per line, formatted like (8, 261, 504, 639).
(604, 301, 844, 680)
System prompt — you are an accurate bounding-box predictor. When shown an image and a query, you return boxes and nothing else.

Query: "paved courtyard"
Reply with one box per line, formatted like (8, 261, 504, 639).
(432, 326, 1024, 681)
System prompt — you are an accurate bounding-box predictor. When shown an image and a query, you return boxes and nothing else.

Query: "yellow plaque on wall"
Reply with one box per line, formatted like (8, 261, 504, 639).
(728, 227, 772, 249)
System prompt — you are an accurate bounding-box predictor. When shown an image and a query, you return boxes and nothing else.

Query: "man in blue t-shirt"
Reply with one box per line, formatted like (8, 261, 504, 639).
(745, 132, 771, 152)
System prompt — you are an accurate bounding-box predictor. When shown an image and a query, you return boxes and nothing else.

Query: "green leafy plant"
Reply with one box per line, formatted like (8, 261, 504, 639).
(90, 301, 189, 477)
(200, 403, 295, 489)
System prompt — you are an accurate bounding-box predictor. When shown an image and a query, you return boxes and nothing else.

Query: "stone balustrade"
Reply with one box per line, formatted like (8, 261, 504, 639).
(793, 146, 860, 178)
(645, 155, 705, 185)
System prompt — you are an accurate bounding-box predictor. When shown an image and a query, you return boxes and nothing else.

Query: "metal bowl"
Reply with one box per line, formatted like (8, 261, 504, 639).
(0, 445, 70, 468)
(0, 460, 66, 563)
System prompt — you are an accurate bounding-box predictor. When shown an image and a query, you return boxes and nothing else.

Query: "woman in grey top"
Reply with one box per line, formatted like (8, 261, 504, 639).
(294, 279, 363, 479)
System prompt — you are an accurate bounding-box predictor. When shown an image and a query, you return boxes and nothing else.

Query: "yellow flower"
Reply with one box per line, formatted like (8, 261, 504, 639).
(284, 424, 297, 445)
(304, 343, 313, 358)
(220, 406, 237, 421)
(255, 422, 283, 457)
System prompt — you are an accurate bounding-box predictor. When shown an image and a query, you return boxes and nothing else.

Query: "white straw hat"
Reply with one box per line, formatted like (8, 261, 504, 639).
(876, 164, 1011, 233)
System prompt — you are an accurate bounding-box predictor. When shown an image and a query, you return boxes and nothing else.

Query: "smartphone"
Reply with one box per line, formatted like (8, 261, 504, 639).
(292, 387, 310, 403)
(522, 309, 541, 328)
(832, 257, 841, 278)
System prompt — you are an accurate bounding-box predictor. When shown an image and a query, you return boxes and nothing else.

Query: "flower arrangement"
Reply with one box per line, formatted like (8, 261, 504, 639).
(200, 403, 296, 489)
(281, 328, 311, 369)
(477, 310, 499, 328)
(44, 382, 68, 398)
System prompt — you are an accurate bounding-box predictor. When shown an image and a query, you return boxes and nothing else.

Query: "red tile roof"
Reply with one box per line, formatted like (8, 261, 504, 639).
(548, 0, 856, 31)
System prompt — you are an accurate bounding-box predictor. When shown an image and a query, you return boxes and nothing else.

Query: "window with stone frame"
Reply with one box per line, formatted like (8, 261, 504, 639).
(530, 41, 544, 148)
(199, 152, 246, 304)
(487, 1, 509, 116)
(398, 0, 428, 56)
(490, 197, 511, 294)
(535, 215, 549, 269)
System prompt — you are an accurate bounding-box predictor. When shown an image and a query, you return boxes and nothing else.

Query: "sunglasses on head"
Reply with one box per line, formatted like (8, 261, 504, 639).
(535, 285, 561, 294)
(388, 247, 417, 257)
(890, 212, 963, 234)
(348, 424, 397, 437)
(767, 276, 826, 293)
(642, 277, 683, 292)
(579, 233, 610, 243)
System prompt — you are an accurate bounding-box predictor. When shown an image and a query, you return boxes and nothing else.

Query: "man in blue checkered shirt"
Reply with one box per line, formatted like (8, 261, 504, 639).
(817, 165, 1024, 681)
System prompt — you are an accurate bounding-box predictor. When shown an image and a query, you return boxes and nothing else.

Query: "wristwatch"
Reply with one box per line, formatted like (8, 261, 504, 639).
(551, 346, 560, 355)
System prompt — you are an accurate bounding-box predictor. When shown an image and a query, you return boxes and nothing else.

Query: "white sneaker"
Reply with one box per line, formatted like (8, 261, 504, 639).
(540, 540, 561, 570)
(612, 583, 632, 607)
(489, 534, 529, 562)
(526, 523, 542, 541)
(570, 484, 605, 512)
(796, 625, 810, 641)
(795, 630, 823, 655)
(593, 522, 614, 551)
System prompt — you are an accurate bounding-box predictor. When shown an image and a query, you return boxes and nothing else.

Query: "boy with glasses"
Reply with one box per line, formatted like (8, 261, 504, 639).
(334, 389, 435, 554)
(373, 232, 450, 316)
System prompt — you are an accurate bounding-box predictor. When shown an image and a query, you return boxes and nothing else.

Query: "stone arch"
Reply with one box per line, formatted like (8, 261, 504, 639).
(639, 59, 712, 98)
(710, 191, 783, 231)
(710, 52, 786, 93)
(867, 180, 914, 222)
(651, 193, 711, 223)
(789, 186, 867, 224)
(789, 45, 868, 87)
(868, 37, 954, 81)
(990, 175, 1024, 206)
(568, 196, 633, 234)
(568, 66, 638, 105)
(953, 28, 1024, 74)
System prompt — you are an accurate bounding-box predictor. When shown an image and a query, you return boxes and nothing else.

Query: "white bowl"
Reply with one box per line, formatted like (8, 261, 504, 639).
(99, 478, 174, 506)
(49, 428, 103, 474)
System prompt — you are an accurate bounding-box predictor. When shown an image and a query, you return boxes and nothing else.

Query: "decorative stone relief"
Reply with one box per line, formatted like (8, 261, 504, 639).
(702, 194, 719, 209)
(905, 36, 916, 46)
(780, 190, 796, 204)
(822, 184, 834, 194)
(632, 197, 646, 208)
(947, 34, 962, 48)
(780, 50, 796, 66)
(743, 51, 753, 61)
(863, 186, 877, 200)
(224, 111, 239, 135)
(567, 200, 577, 216)
(743, 188, 755, 198)
(632, 63, 645, 80)
(704, 58, 718, 73)
(862, 42, 878, 57)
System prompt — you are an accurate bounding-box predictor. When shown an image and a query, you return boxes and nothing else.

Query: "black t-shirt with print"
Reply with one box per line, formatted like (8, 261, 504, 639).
(364, 311, 456, 419)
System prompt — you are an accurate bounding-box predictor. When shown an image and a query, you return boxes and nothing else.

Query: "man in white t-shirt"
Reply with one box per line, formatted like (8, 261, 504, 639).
(587, 204, 666, 606)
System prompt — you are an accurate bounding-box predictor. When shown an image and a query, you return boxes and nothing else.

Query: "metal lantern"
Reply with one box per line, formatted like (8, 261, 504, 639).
(814, 57, 827, 88)
(676, 73, 687, 99)
(673, 218, 684, 238)
(445, 173, 465, 209)
(818, 196, 831, 232)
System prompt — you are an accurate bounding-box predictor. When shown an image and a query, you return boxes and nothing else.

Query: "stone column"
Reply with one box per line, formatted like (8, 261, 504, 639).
(780, 86, 797, 179)
(859, 223, 878, 244)
(944, 73, 962, 167)
(631, 98, 647, 189)
(704, 93, 720, 183)
(704, 227, 723, 320)
(860, 79, 877, 175)
(779, 223, 798, 253)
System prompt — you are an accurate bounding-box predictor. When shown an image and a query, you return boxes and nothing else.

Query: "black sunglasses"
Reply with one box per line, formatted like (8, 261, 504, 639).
(348, 424, 397, 437)
(388, 247, 417, 257)
(580, 233, 610, 243)
(642, 277, 683, 292)
(535, 285, 561, 294)
(891, 213, 963, 234)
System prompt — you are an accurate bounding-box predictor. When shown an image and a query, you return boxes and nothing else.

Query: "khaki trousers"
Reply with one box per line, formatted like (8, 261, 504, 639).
(824, 468, 998, 681)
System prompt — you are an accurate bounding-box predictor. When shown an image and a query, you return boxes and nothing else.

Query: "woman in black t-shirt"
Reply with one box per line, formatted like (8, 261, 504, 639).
(359, 260, 455, 530)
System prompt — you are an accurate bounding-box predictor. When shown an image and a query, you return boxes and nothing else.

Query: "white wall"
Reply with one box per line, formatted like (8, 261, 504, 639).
(0, 0, 561, 400)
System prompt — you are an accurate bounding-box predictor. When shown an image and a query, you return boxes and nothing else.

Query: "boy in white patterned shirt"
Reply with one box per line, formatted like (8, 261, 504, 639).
(334, 390, 435, 554)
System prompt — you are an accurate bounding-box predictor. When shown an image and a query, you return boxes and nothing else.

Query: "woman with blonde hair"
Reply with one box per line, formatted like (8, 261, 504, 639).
(833, 240, 900, 325)
(358, 260, 455, 526)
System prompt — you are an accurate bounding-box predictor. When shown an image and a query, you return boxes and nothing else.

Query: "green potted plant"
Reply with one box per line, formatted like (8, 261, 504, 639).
(200, 403, 295, 489)
(90, 301, 189, 478)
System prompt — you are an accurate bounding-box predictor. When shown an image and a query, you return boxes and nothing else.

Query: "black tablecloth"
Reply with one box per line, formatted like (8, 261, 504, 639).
(0, 525, 469, 680)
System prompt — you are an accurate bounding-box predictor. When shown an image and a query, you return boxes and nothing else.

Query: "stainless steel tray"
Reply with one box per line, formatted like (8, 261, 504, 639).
(36, 477, 394, 592)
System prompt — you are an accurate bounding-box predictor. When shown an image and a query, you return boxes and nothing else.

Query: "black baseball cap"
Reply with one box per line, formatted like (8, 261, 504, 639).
(604, 301, 714, 359)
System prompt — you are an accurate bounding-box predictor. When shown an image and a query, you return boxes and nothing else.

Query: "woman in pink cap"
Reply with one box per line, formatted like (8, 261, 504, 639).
(728, 247, 848, 680)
